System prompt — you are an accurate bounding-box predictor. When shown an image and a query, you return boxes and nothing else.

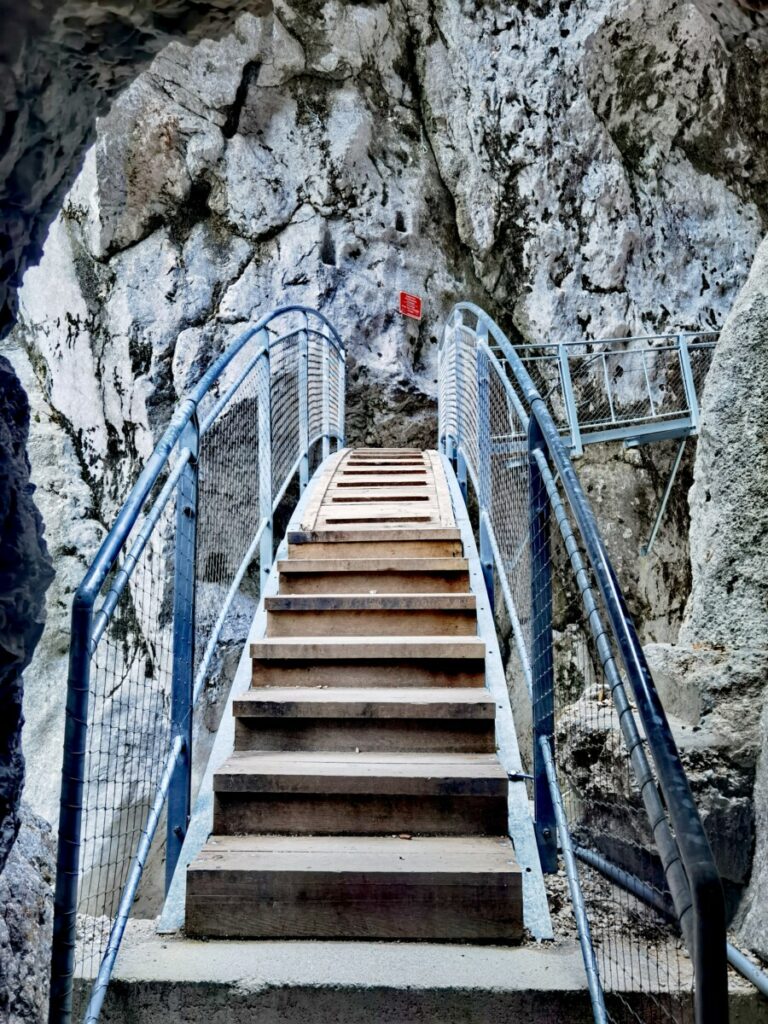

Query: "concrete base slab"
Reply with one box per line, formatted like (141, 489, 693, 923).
(83, 920, 768, 1024)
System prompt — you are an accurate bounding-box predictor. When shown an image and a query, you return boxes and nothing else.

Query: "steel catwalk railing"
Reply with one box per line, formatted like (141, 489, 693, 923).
(438, 303, 727, 1024)
(49, 306, 345, 1024)
(490, 330, 717, 454)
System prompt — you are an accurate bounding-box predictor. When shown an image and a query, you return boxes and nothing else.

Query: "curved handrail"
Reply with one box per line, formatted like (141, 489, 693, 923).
(50, 305, 345, 1024)
(76, 305, 344, 606)
(438, 302, 728, 1023)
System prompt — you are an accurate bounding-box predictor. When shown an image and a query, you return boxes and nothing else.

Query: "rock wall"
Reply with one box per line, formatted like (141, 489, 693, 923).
(0, 0, 767, 1000)
(0, 804, 55, 1024)
(0, 359, 53, 871)
(647, 234, 768, 952)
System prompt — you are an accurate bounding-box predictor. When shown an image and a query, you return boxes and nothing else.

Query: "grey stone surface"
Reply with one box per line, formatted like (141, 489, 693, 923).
(0, 359, 53, 871)
(0, 803, 55, 1024)
(75, 917, 766, 1024)
(680, 233, 768, 956)
(0, 0, 767, 1008)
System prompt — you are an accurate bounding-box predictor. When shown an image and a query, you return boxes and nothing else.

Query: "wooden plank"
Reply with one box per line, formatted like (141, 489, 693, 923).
(426, 450, 456, 527)
(213, 792, 509, 836)
(251, 661, 486, 688)
(265, 608, 477, 637)
(265, 593, 476, 610)
(214, 750, 507, 795)
(233, 686, 494, 717)
(277, 557, 470, 573)
(298, 448, 348, 533)
(288, 528, 462, 543)
(186, 835, 522, 941)
(249, 635, 487, 660)
(286, 539, 464, 559)
(234, 718, 496, 754)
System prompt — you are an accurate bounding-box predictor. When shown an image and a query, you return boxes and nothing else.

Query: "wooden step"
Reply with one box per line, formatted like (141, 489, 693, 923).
(186, 835, 522, 941)
(251, 635, 486, 687)
(212, 751, 508, 835)
(341, 467, 428, 476)
(277, 557, 471, 594)
(288, 527, 463, 559)
(265, 593, 477, 637)
(333, 475, 429, 486)
(327, 488, 433, 502)
(233, 687, 496, 753)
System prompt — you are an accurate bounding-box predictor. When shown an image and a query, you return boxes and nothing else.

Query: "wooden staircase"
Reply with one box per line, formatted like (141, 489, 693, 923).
(186, 448, 523, 942)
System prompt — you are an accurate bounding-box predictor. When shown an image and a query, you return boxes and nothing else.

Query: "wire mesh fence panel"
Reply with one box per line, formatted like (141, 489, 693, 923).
(540, 467, 693, 1023)
(438, 303, 726, 1024)
(73, 512, 176, 1013)
(51, 307, 346, 1024)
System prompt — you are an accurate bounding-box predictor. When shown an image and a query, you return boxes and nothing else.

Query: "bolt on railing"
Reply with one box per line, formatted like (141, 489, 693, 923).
(49, 306, 345, 1024)
(438, 303, 727, 1024)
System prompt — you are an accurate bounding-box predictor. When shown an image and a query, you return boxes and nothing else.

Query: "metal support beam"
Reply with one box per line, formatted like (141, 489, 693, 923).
(322, 333, 331, 462)
(299, 316, 309, 491)
(166, 414, 199, 893)
(477, 337, 494, 611)
(257, 339, 273, 589)
(557, 345, 583, 456)
(678, 334, 700, 433)
(528, 418, 557, 874)
(641, 437, 687, 557)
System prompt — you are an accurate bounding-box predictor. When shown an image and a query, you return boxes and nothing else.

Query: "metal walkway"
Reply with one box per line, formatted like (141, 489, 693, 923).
(184, 448, 531, 943)
(49, 302, 757, 1024)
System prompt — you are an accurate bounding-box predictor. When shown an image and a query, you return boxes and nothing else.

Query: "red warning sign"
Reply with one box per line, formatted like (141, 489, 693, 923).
(399, 291, 423, 321)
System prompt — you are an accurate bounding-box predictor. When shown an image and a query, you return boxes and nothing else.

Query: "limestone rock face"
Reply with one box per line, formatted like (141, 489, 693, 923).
(0, 804, 55, 1024)
(0, 0, 269, 335)
(684, 235, 768, 650)
(679, 234, 768, 955)
(2, 0, 768, 975)
(0, 359, 53, 871)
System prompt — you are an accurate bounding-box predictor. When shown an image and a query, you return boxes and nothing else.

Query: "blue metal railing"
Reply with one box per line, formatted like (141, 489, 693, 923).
(438, 302, 728, 1024)
(49, 306, 345, 1024)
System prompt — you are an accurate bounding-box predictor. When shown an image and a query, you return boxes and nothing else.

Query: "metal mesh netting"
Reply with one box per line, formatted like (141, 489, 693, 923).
(60, 310, 345, 1023)
(438, 308, 716, 1022)
(499, 335, 716, 446)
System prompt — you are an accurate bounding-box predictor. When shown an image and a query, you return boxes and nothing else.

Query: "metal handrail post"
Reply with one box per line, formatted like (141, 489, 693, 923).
(257, 338, 272, 589)
(678, 333, 700, 433)
(557, 343, 583, 456)
(299, 316, 309, 491)
(529, 416, 557, 874)
(49, 595, 95, 1024)
(477, 335, 494, 609)
(336, 339, 346, 450)
(166, 414, 199, 892)
(453, 309, 463, 474)
(322, 332, 331, 461)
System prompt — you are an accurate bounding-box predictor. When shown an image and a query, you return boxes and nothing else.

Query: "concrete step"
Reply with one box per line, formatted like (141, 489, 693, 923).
(277, 556, 471, 594)
(186, 835, 522, 941)
(233, 687, 496, 753)
(264, 593, 478, 637)
(212, 751, 508, 835)
(250, 635, 487, 687)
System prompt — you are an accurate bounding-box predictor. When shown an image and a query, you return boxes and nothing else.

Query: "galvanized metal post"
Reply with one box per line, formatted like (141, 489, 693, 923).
(477, 332, 494, 611)
(49, 593, 95, 1024)
(166, 415, 199, 893)
(557, 344, 583, 456)
(257, 338, 273, 589)
(453, 310, 463, 476)
(677, 334, 700, 433)
(529, 416, 557, 873)
(299, 317, 309, 491)
(336, 340, 346, 450)
(322, 333, 331, 462)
